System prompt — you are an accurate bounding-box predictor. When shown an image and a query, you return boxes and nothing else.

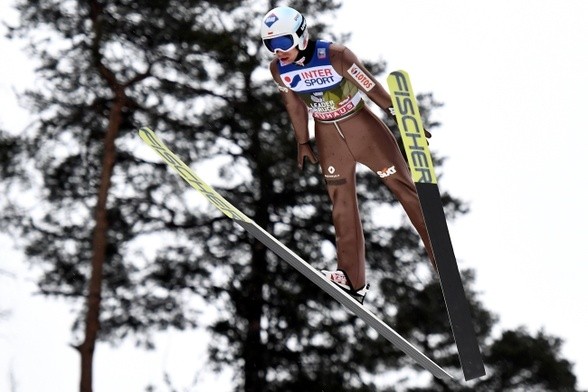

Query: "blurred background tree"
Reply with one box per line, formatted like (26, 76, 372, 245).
(0, 0, 580, 391)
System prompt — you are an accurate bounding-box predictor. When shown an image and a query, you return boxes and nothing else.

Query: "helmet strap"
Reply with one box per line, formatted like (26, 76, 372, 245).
(294, 39, 316, 66)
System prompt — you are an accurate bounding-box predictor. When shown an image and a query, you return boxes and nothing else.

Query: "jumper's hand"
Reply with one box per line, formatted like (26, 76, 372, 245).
(388, 106, 432, 139)
(297, 141, 318, 170)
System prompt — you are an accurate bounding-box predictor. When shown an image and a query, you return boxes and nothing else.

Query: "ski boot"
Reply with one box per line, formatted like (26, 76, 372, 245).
(321, 269, 370, 304)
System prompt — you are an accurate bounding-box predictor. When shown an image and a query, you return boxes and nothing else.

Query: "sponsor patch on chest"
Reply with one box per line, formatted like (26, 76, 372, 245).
(281, 66, 341, 91)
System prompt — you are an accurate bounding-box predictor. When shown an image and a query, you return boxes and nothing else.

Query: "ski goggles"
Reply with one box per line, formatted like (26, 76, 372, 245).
(262, 34, 297, 53)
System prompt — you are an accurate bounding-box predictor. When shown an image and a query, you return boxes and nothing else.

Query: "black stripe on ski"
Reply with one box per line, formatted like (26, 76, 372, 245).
(418, 182, 486, 380)
(387, 71, 486, 381)
(138, 127, 453, 380)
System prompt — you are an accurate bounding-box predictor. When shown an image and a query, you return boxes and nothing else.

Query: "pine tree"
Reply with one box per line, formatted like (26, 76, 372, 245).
(0, 1, 581, 392)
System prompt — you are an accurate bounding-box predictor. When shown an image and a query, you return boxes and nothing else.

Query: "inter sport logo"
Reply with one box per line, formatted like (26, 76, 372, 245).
(284, 74, 302, 88)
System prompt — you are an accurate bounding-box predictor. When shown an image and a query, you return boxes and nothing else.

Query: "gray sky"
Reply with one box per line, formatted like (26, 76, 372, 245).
(1, 1, 588, 391)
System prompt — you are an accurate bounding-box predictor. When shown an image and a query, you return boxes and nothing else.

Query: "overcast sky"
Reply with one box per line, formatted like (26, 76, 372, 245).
(1, 1, 588, 391)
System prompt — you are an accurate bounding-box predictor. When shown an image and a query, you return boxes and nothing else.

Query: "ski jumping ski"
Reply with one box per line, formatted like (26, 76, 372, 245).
(138, 127, 453, 380)
(387, 70, 486, 380)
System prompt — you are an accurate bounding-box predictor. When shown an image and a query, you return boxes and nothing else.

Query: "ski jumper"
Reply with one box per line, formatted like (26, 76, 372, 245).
(270, 40, 435, 290)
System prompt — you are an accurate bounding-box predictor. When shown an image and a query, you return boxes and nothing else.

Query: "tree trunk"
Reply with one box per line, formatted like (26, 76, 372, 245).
(77, 94, 124, 392)
(77, 2, 126, 389)
(243, 128, 271, 392)
(243, 240, 268, 392)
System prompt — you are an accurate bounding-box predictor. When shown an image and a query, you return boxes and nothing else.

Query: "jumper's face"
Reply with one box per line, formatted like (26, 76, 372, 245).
(275, 47, 299, 65)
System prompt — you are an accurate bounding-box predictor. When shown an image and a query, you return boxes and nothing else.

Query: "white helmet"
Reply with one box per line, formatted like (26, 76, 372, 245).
(260, 6, 309, 53)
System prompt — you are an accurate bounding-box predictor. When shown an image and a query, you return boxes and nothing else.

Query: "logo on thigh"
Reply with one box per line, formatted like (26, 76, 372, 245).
(324, 165, 347, 185)
(377, 165, 397, 178)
